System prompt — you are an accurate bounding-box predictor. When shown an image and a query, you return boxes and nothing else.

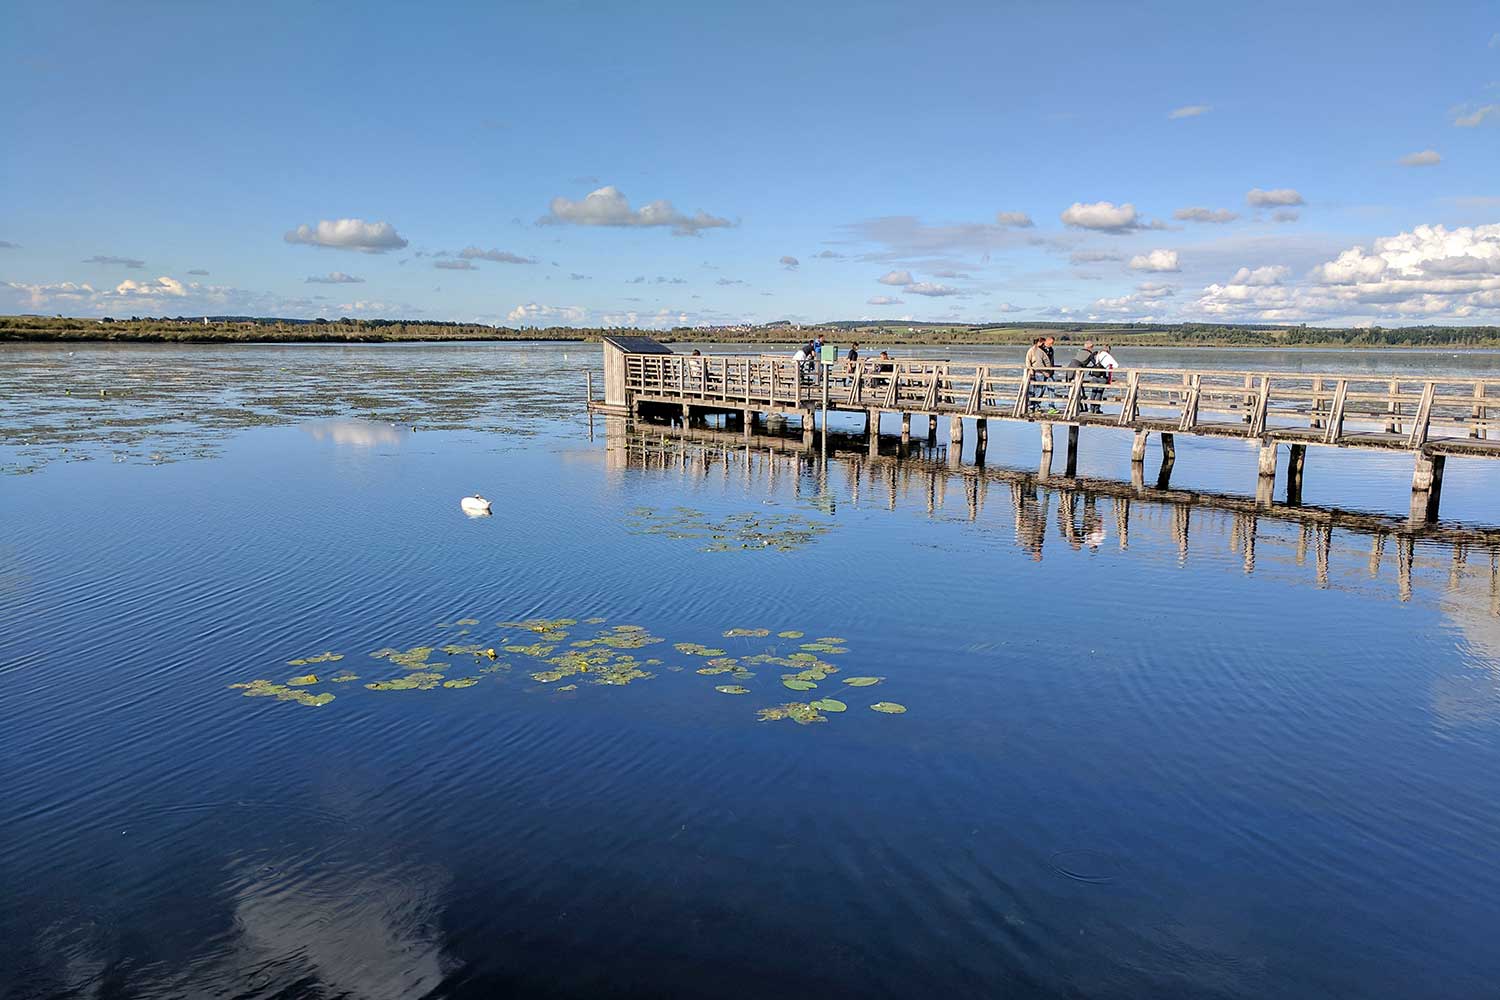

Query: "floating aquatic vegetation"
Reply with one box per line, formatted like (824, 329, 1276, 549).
(455, 618, 479, 626)
(674, 642, 726, 657)
(371, 645, 437, 669)
(503, 642, 556, 658)
(757, 702, 827, 725)
(366, 672, 445, 691)
(229, 680, 334, 707)
(501, 618, 578, 637)
(625, 507, 832, 553)
(230, 618, 901, 722)
(287, 651, 344, 666)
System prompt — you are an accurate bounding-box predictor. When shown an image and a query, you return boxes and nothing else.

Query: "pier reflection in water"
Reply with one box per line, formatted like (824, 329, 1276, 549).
(603, 416, 1500, 616)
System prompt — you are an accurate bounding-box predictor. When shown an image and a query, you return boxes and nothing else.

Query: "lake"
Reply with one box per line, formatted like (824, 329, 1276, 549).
(3, 341, 1500, 998)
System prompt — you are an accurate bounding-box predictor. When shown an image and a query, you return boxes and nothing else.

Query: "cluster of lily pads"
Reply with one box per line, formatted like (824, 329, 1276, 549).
(227, 617, 905, 724)
(625, 506, 832, 553)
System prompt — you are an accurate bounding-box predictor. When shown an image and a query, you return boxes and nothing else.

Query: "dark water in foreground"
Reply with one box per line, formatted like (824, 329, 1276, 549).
(3, 343, 1500, 999)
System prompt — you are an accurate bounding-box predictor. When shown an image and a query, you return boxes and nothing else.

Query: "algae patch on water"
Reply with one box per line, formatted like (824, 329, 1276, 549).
(287, 651, 344, 666)
(757, 702, 827, 725)
(229, 679, 334, 707)
(625, 507, 832, 553)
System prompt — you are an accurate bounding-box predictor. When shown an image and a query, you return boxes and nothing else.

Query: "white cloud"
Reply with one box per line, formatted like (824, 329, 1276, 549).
(284, 218, 408, 253)
(1193, 222, 1500, 322)
(1128, 249, 1180, 272)
(1272, 210, 1301, 223)
(1228, 265, 1290, 286)
(113, 276, 187, 298)
(867, 295, 903, 305)
(1060, 201, 1149, 232)
(0, 240, 19, 249)
(82, 255, 145, 268)
(1168, 104, 1211, 119)
(3, 280, 97, 309)
(780, 255, 800, 269)
(460, 247, 536, 264)
(507, 302, 589, 325)
(1398, 149, 1442, 167)
(905, 282, 962, 297)
(1453, 104, 1499, 127)
(1070, 250, 1122, 265)
(1174, 206, 1238, 224)
(186, 268, 209, 275)
(1134, 282, 1177, 299)
(306, 272, 365, 284)
(813, 250, 845, 259)
(994, 211, 1034, 228)
(992, 302, 1023, 313)
(540, 185, 732, 236)
(1246, 187, 1304, 207)
(434, 259, 477, 270)
(878, 270, 914, 286)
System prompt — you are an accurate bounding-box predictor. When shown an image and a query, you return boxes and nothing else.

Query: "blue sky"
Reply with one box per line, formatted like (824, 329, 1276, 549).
(3, 1, 1498, 327)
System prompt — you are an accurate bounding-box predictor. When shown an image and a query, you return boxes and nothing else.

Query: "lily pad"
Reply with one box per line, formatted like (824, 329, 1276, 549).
(286, 674, 319, 686)
(714, 685, 750, 695)
(757, 702, 827, 724)
(365, 672, 444, 691)
(455, 618, 479, 626)
(287, 651, 343, 666)
(442, 677, 479, 688)
(783, 678, 817, 691)
(777, 630, 804, 639)
(844, 676, 883, 687)
(723, 628, 771, 638)
(810, 698, 847, 713)
(870, 702, 907, 714)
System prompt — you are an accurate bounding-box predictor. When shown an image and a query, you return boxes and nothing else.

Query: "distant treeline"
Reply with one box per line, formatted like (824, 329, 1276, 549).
(3, 314, 1498, 349)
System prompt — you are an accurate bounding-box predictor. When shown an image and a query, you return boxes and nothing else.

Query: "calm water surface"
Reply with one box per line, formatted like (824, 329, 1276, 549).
(3, 342, 1500, 998)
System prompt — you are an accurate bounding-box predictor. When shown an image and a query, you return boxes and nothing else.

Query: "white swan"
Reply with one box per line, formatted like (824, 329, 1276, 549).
(460, 495, 492, 516)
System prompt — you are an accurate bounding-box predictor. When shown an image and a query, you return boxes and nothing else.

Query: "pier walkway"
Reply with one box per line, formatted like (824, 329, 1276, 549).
(588, 338, 1500, 521)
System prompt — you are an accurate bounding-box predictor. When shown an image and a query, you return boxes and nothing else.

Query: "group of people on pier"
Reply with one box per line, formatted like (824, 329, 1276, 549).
(1023, 336, 1118, 415)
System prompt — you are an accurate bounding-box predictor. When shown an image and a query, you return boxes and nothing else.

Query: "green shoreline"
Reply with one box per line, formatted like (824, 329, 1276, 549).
(4, 315, 1499, 349)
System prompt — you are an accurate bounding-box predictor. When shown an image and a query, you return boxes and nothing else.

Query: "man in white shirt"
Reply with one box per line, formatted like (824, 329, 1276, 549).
(1089, 344, 1118, 413)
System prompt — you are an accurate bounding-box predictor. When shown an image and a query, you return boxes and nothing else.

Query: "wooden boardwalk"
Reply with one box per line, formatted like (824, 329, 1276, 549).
(591, 341, 1500, 522)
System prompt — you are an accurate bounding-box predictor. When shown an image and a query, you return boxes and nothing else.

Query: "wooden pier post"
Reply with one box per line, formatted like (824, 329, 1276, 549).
(1065, 425, 1080, 477)
(1257, 441, 1277, 479)
(1040, 422, 1054, 453)
(1160, 432, 1176, 461)
(866, 410, 878, 436)
(1385, 379, 1400, 434)
(976, 418, 988, 445)
(900, 412, 911, 440)
(1411, 452, 1446, 522)
(742, 409, 753, 438)
(586, 369, 594, 405)
(1131, 429, 1148, 464)
(927, 414, 938, 443)
(1286, 444, 1306, 504)
(949, 415, 963, 446)
(1255, 474, 1275, 508)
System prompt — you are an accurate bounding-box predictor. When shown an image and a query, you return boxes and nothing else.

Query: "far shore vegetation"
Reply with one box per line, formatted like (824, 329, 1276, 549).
(3, 314, 1499, 349)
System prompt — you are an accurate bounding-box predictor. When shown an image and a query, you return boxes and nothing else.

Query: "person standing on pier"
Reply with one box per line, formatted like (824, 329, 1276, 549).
(1025, 337, 1056, 413)
(1091, 343, 1118, 413)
